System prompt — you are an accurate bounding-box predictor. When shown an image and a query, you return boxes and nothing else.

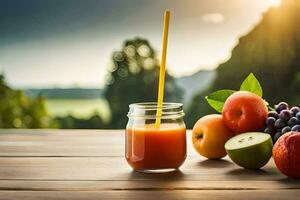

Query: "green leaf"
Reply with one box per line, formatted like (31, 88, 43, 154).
(267, 104, 275, 111)
(205, 90, 235, 113)
(240, 73, 263, 97)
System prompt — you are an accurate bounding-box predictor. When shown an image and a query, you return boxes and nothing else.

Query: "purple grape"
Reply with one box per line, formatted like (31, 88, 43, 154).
(281, 126, 291, 134)
(275, 102, 289, 113)
(264, 127, 276, 135)
(288, 117, 299, 127)
(279, 110, 292, 121)
(268, 111, 279, 119)
(296, 112, 300, 120)
(291, 125, 300, 132)
(275, 118, 286, 129)
(265, 117, 276, 128)
(290, 106, 300, 116)
(274, 132, 283, 142)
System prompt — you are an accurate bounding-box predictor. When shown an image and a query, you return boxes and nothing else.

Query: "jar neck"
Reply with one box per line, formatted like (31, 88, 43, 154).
(127, 102, 184, 119)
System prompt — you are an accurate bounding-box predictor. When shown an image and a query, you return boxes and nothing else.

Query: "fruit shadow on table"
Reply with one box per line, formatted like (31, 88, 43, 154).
(197, 159, 233, 168)
(275, 177, 300, 185)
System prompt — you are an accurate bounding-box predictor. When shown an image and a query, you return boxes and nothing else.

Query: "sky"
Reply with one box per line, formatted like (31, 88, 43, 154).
(0, 0, 282, 88)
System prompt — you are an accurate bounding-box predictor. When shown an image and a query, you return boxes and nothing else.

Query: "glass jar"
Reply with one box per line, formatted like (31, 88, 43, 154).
(125, 102, 186, 173)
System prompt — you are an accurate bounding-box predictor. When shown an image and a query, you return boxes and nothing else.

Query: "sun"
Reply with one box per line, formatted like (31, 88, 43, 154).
(267, 0, 281, 7)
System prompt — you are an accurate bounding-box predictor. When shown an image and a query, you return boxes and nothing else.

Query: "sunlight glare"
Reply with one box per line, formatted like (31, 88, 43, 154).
(268, 0, 281, 7)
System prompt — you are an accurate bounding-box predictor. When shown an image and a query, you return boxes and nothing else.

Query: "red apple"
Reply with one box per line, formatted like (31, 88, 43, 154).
(273, 131, 300, 178)
(222, 91, 268, 133)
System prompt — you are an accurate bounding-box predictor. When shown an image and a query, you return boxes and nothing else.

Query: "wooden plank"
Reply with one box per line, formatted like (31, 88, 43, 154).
(0, 180, 300, 191)
(0, 190, 300, 200)
(0, 130, 125, 157)
(0, 157, 288, 181)
(0, 129, 119, 136)
(0, 130, 123, 145)
(0, 145, 124, 157)
(0, 130, 199, 157)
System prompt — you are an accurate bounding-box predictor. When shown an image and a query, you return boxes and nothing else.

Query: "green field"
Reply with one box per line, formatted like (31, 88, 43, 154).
(45, 99, 111, 122)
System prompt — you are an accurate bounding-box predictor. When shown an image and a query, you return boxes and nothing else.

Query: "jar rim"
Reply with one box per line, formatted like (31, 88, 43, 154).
(129, 102, 183, 110)
(127, 102, 184, 119)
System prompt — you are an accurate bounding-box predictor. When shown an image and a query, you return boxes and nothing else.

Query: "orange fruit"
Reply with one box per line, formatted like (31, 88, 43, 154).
(192, 114, 235, 159)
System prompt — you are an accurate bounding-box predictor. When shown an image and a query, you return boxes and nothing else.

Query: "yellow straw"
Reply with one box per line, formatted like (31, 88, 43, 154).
(155, 10, 170, 128)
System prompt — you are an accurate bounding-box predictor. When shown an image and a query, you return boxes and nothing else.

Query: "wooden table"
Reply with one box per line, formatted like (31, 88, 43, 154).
(0, 129, 299, 200)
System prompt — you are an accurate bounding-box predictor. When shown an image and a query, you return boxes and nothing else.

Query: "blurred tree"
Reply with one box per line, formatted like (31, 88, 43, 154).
(104, 38, 183, 128)
(55, 113, 106, 129)
(186, 0, 300, 128)
(0, 74, 53, 128)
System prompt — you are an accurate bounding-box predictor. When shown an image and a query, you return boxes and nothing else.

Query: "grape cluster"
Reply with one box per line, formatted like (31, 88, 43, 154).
(264, 102, 300, 143)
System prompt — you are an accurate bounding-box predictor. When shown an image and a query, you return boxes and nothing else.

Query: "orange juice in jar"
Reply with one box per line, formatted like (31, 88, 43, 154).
(125, 103, 186, 173)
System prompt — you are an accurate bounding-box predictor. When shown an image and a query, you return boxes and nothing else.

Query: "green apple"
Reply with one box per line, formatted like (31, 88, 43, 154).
(225, 132, 273, 169)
